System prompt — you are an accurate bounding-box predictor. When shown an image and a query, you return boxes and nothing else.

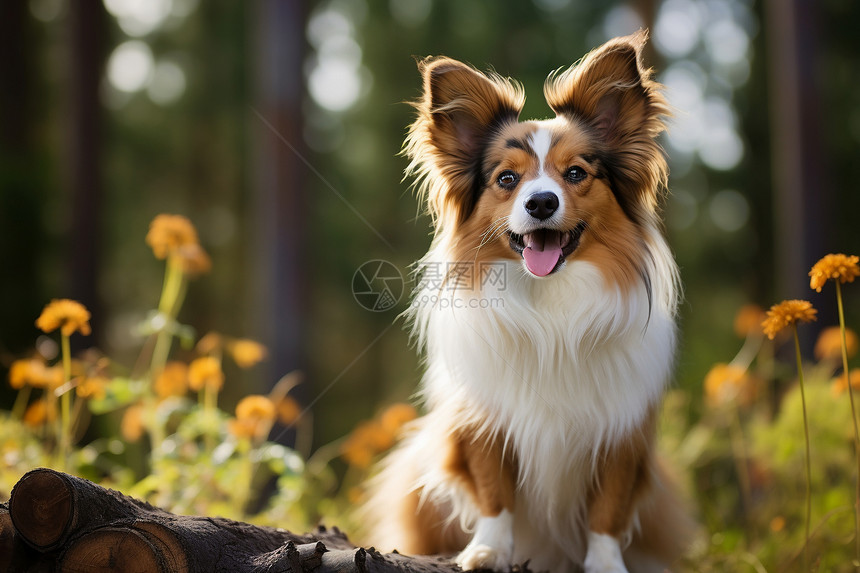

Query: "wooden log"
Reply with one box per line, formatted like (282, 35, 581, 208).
(6, 469, 524, 573)
(0, 503, 56, 573)
(8, 467, 162, 551)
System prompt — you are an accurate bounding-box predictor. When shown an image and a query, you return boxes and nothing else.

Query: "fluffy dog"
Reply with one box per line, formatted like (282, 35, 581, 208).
(364, 31, 692, 573)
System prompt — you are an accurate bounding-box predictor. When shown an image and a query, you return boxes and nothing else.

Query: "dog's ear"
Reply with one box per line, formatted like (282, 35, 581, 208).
(406, 57, 524, 226)
(544, 31, 670, 223)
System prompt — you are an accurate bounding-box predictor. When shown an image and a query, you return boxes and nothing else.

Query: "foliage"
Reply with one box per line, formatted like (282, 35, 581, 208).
(0, 215, 414, 537)
(667, 253, 860, 571)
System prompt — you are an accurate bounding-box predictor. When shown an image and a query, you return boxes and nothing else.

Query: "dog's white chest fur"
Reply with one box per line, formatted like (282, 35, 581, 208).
(411, 242, 676, 570)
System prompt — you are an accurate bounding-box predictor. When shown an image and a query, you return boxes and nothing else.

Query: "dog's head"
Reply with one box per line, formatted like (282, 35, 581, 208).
(405, 31, 670, 280)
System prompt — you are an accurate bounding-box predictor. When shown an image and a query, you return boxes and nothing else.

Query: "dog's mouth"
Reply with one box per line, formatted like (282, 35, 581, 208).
(508, 222, 586, 277)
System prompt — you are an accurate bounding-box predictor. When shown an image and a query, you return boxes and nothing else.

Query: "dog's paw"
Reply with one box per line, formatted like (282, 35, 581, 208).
(583, 533, 628, 573)
(455, 542, 512, 572)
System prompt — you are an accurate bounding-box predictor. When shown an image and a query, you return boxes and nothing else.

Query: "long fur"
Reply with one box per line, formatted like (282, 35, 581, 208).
(361, 31, 692, 573)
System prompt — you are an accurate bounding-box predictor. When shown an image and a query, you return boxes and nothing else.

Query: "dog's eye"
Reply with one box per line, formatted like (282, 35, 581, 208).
(497, 170, 520, 190)
(564, 166, 587, 183)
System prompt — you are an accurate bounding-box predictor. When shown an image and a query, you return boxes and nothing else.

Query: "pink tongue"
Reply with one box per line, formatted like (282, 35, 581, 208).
(522, 231, 563, 277)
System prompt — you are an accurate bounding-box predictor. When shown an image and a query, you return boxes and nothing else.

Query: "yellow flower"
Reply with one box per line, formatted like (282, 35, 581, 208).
(770, 516, 786, 533)
(733, 304, 767, 338)
(188, 356, 224, 391)
(23, 400, 56, 428)
(121, 404, 145, 442)
(831, 369, 860, 397)
(232, 395, 276, 441)
(229, 339, 268, 369)
(341, 420, 395, 469)
(275, 396, 301, 425)
(195, 332, 223, 355)
(235, 395, 276, 424)
(810, 253, 860, 292)
(154, 361, 189, 399)
(815, 326, 859, 361)
(76, 376, 108, 400)
(380, 403, 417, 435)
(704, 363, 757, 406)
(9, 359, 37, 389)
(35, 299, 91, 337)
(227, 418, 257, 440)
(340, 436, 375, 469)
(14, 360, 64, 390)
(145, 214, 199, 260)
(173, 243, 211, 277)
(761, 300, 817, 340)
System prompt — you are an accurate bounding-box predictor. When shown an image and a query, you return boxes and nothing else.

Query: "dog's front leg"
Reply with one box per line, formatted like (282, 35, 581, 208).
(584, 430, 651, 573)
(446, 430, 517, 572)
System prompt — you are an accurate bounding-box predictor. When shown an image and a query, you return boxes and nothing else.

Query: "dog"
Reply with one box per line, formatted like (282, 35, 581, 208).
(363, 31, 692, 573)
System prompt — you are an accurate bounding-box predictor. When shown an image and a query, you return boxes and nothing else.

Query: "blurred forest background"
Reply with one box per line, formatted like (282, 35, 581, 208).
(2, 0, 860, 473)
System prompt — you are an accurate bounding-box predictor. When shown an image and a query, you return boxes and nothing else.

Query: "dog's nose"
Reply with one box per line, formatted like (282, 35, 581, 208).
(525, 192, 559, 221)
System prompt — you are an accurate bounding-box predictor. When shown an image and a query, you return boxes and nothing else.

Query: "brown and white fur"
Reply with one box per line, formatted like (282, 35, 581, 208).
(363, 32, 692, 573)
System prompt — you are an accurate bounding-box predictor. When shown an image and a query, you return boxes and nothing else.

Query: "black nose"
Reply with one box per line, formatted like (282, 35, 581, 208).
(525, 192, 559, 220)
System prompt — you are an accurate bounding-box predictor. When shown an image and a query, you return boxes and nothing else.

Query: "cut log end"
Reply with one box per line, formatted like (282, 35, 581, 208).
(60, 528, 164, 573)
(9, 470, 72, 550)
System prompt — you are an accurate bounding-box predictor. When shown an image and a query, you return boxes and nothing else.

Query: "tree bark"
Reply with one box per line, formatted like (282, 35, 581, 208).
(3, 468, 498, 573)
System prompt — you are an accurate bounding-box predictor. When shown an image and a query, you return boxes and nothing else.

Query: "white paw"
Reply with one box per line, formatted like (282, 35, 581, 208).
(456, 542, 512, 571)
(455, 510, 514, 571)
(584, 532, 628, 573)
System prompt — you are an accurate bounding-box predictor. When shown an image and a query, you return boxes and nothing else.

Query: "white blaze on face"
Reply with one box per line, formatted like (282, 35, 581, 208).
(529, 126, 553, 174)
(509, 124, 568, 277)
(510, 125, 565, 232)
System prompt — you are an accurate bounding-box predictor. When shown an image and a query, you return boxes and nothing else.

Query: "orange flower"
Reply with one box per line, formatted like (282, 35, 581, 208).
(229, 339, 267, 369)
(831, 369, 860, 397)
(380, 403, 417, 435)
(173, 243, 211, 276)
(340, 435, 375, 469)
(154, 361, 189, 399)
(231, 395, 276, 441)
(195, 332, 223, 355)
(341, 420, 394, 469)
(145, 214, 199, 260)
(733, 304, 767, 338)
(770, 516, 786, 533)
(13, 359, 64, 390)
(275, 396, 301, 425)
(236, 395, 276, 424)
(815, 326, 859, 361)
(227, 418, 257, 440)
(121, 404, 145, 442)
(23, 400, 56, 428)
(9, 359, 36, 389)
(76, 376, 108, 400)
(188, 357, 224, 392)
(809, 254, 860, 292)
(35, 299, 91, 337)
(704, 363, 757, 406)
(761, 300, 817, 340)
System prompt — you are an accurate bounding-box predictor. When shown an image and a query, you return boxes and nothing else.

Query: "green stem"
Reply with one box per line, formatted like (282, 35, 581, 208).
(151, 260, 186, 380)
(794, 327, 812, 570)
(149, 257, 186, 498)
(11, 385, 32, 420)
(729, 404, 754, 542)
(836, 281, 860, 567)
(59, 334, 73, 470)
(235, 438, 254, 517)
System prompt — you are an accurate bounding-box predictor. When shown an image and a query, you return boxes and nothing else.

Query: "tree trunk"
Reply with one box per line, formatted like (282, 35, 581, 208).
(2, 468, 490, 573)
